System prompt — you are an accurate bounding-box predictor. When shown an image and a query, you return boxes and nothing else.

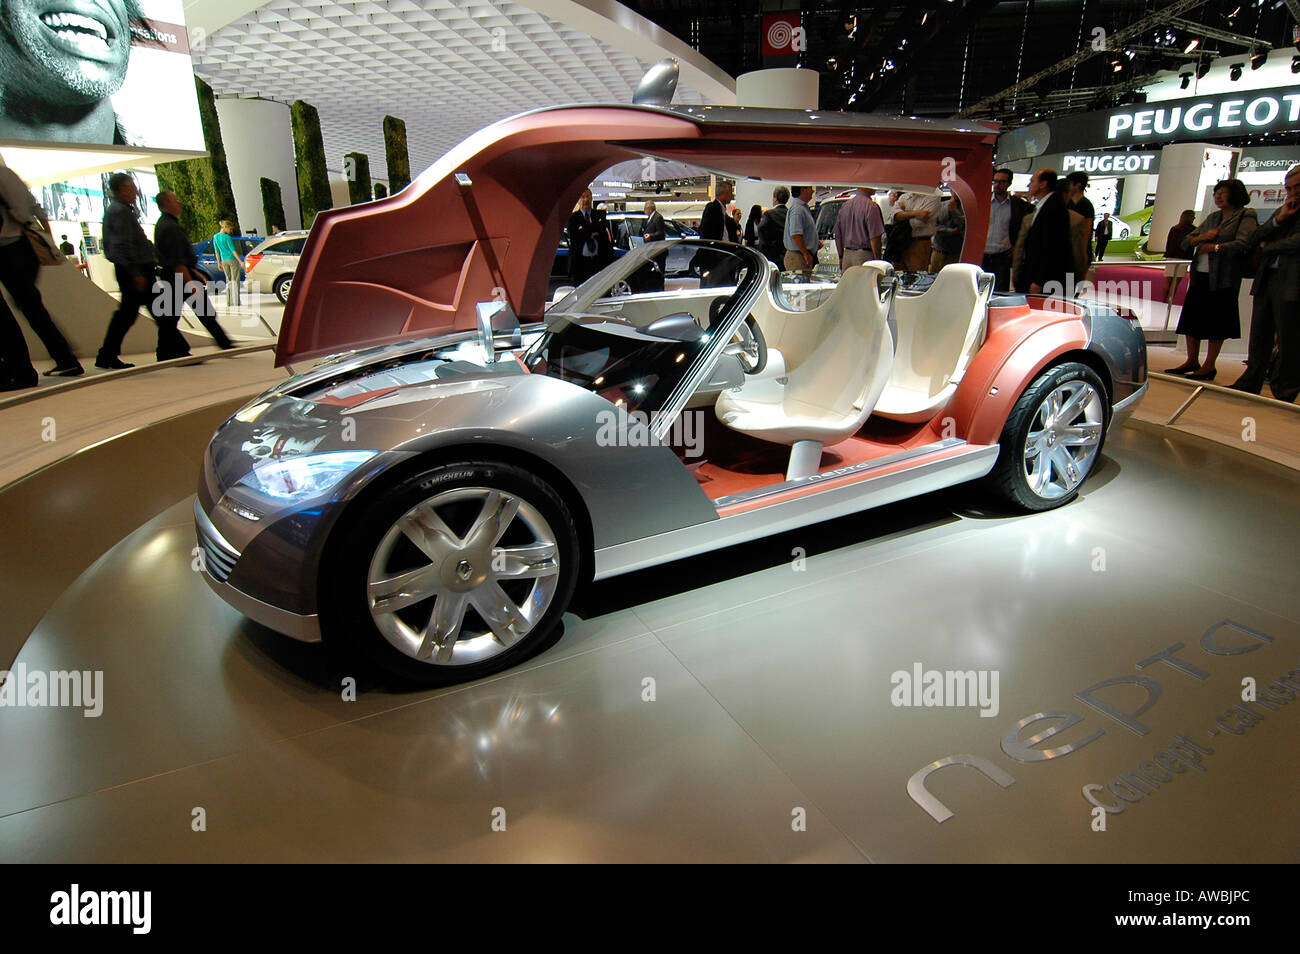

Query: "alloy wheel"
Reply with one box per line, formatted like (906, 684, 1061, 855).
(366, 487, 561, 665)
(1022, 380, 1105, 499)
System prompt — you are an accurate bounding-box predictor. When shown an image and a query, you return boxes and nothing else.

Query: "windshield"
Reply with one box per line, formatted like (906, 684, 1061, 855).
(527, 241, 763, 415)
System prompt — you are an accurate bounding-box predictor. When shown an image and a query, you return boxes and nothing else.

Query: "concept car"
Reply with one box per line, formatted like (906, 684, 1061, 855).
(196, 102, 1148, 684)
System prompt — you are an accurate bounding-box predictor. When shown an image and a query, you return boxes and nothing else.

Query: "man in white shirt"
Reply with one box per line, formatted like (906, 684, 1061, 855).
(893, 190, 941, 272)
(877, 190, 902, 225)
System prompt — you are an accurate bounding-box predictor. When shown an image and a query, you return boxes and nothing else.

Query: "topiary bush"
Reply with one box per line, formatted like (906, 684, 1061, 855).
(383, 115, 410, 193)
(344, 152, 372, 205)
(374, 182, 388, 199)
(261, 177, 287, 232)
(292, 99, 333, 226)
(154, 77, 239, 240)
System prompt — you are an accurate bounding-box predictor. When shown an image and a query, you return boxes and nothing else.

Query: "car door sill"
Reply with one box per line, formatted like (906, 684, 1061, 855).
(592, 440, 1000, 580)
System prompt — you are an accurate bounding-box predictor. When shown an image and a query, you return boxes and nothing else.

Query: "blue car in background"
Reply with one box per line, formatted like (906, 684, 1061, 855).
(193, 235, 262, 290)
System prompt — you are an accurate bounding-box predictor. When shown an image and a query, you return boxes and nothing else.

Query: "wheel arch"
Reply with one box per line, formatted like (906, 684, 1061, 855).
(955, 322, 1097, 446)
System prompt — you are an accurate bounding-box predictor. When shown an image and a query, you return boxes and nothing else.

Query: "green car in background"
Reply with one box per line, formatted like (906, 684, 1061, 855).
(1102, 207, 1154, 259)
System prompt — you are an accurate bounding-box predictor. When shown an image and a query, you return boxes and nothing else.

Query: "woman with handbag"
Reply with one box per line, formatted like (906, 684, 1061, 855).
(1170, 179, 1257, 380)
(0, 165, 83, 390)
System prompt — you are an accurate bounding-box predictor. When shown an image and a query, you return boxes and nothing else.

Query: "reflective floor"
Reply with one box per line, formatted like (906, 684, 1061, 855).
(1, 426, 1297, 862)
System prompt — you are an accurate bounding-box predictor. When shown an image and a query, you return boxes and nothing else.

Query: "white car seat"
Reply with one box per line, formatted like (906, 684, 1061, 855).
(872, 263, 994, 423)
(715, 263, 896, 480)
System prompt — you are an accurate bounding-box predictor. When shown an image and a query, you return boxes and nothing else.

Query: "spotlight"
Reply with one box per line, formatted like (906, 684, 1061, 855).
(1179, 71, 1191, 89)
(1250, 50, 1266, 70)
(1229, 63, 1244, 81)
(1293, 55, 1300, 74)
(1196, 60, 1211, 79)
(1183, 38, 1199, 54)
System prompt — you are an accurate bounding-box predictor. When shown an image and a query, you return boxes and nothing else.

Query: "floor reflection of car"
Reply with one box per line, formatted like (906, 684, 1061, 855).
(196, 100, 1149, 689)
(193, 235, 260, 289)
(243, 231, 308, 303)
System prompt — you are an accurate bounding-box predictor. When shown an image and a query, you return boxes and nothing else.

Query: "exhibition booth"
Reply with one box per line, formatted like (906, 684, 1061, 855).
(0, 0, 1297, 876)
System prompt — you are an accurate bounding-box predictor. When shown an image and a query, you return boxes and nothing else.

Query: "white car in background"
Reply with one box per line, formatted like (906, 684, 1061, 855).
(244, 231, 309, 303)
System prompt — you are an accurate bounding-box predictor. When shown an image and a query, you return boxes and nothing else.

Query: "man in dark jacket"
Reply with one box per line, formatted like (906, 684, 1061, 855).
(97, 172, 158, 369)
(757, 186, 790, 266)
(641, 200, 665, 242)
(566, 188, 602, 286)
(1018, 169, 1074, 295)
(154, 192, 233, 356)
(1232, 164, 1300, 402)
(699, 181, 739, 243)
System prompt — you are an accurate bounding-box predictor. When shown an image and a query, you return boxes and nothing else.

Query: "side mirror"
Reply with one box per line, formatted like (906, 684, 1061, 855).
(476, 299, 522, 361)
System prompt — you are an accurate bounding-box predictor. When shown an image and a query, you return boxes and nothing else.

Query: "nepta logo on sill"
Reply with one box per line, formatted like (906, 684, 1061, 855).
(1107, 92, 1300, 141)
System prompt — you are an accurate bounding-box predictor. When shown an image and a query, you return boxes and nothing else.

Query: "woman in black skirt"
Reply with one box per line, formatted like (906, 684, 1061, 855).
(1171, 179, 1256, 380)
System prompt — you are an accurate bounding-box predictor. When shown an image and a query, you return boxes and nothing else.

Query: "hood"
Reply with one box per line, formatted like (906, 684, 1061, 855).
(277, 103, 997, 367)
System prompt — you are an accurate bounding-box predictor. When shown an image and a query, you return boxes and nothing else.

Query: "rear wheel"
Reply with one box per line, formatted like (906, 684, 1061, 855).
(273, 273, 293, 303)
(986, 362, 1108, 512)
(323, 460, 580, 684)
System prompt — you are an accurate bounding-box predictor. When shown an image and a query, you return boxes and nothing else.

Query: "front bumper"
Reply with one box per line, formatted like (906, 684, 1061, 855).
(194, 497, 322, 643)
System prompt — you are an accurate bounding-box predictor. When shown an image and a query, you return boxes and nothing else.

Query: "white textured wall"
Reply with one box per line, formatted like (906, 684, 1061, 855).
(214, 97, 302, 234)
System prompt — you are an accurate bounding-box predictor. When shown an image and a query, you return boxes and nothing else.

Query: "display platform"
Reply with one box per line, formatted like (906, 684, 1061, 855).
(0, 425, 1297, 863)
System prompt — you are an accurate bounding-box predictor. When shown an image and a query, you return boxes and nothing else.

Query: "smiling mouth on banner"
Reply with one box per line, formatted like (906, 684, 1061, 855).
(39, 10, 113, 56)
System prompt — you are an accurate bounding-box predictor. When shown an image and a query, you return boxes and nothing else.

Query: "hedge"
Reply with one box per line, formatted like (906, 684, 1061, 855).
(153, 77, 239, 240)
(292, 99, 333, 226)
(383, 115, 410, 193)
(374, 183, 388, 199)
(344, 151, 372, 205)
(260, 177, 287, 232)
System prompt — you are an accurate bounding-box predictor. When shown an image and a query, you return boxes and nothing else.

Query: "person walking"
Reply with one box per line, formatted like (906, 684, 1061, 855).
(1231, 164, 1300, 401)
(213, 220, 245, 309)
(154, 192, 234, 356)
(833, 186, 885, 269)
(1094, 212, 1115, 261)
(98, 172, 158, 369)
(983, 168, 1032, 291)
(757, 186, 789, 267)
(0, 164, 83, 388)
(782, 185, 819, 276)
(1169, 179, 1256, 380)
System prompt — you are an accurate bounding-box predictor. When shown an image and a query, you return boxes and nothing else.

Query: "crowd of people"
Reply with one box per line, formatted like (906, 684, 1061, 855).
(0, 167, 238, 392)
(562, 161, 1297, 403)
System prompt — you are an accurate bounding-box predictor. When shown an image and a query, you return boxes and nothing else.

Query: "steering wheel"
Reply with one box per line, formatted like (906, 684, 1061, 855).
(726, 315, 768, 375)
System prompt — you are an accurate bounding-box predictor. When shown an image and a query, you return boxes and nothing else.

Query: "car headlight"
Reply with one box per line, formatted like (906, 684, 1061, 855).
(237, 450, 379, 501)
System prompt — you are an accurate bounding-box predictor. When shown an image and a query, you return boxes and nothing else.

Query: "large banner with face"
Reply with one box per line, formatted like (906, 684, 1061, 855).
(0, 0, 203, 150)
